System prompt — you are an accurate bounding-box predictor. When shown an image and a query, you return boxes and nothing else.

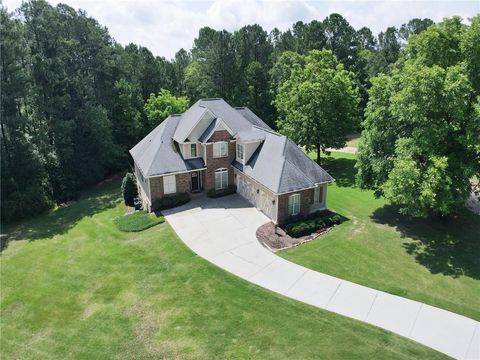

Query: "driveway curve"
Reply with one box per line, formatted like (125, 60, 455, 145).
(163, 194, 479, 359)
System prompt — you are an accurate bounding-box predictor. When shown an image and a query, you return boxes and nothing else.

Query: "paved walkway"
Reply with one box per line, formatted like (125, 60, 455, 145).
(163, 194, 479, 359)
(326, 146, 358, 154)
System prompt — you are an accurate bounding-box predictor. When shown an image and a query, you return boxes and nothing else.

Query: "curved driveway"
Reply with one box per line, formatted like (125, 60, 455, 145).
(163, 194, 479, 359)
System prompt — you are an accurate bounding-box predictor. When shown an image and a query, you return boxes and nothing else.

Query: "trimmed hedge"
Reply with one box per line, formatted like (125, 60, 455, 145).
(285, 213, 343, 238)
(114, 211, 164, 232)
(207, 185, 236, 198)
(152, 192, 190, 211)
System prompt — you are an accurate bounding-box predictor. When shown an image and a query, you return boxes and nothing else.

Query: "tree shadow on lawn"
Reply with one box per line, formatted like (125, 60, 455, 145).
(371, 205, 480, 279)
(320, 156, 357, 188)
(2, 178, 122, 250)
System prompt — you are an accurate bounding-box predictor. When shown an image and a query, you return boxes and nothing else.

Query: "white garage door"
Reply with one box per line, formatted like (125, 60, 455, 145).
(237, 173, 276, 221)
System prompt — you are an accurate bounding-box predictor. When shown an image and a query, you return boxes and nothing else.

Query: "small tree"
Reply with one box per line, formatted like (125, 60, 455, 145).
(122, 173, 138, 206)
(144, 89, 189, 128)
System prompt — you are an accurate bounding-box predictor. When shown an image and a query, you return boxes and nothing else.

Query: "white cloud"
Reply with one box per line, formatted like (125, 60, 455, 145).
(3, 0, 479, 59)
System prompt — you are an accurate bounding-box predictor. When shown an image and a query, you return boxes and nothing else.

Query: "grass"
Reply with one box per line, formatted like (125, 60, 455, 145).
(114, 211, 164, 232)
(346, 133, 360, 147)
(281, 152, 480, 320)
(0, 178, 446, 359)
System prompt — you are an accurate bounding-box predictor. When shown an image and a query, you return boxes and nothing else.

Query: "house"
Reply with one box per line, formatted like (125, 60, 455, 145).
(129, 98, 334, 225)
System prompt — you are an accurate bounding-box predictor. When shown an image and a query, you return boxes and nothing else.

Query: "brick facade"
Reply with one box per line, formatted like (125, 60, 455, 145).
(276, 188, 315, 225)
(204, 130, 236, 191)
(149, 172, 192, 202)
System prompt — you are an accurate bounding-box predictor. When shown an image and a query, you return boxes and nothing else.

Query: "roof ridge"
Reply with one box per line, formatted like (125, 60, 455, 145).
(252, 125, 282, 136)
(145, 118, 172, 175)
(272, 136, 289, 191)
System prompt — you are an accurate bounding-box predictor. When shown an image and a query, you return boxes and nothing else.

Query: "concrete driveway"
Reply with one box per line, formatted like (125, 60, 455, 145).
(163, 194, 479, 359)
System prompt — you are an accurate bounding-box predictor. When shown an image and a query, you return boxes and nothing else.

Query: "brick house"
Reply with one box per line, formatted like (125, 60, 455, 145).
(130, 98, 334, 225)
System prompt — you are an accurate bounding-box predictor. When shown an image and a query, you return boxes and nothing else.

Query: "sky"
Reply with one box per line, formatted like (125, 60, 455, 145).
(4, 0, 479, 59)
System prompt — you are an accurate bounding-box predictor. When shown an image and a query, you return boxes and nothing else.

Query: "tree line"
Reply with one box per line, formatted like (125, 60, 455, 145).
(1, 0, 477, 222)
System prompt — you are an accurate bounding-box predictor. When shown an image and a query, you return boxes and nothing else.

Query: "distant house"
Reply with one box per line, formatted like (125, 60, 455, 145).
(130, 98, 334, 224)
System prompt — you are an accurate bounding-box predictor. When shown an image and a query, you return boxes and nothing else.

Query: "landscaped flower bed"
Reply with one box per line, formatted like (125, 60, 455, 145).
(256, 211, 345, 251)
(285, 213, 343, 238)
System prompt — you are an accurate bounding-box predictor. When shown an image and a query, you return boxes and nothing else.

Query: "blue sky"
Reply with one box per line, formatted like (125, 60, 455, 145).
(4, 0, 479, 59)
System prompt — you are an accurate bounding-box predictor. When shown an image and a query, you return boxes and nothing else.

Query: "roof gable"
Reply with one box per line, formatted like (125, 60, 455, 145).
(198, 117, 235, 143)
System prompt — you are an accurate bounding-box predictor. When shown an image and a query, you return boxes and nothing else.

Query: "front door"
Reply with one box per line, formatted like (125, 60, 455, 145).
(191, 171, 200, 192)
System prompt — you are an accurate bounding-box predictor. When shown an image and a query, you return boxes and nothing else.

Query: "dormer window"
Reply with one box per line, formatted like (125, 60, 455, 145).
(213, 141, 228, 158)
(236, 143, 244, 161)
(190, 143, 197, 157)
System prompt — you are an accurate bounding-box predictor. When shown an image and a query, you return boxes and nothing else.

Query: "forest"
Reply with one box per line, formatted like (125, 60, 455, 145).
(1, 0, 479, 222)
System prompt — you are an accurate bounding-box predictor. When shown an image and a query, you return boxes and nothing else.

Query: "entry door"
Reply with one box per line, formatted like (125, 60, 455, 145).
(191, 171, 200, 191)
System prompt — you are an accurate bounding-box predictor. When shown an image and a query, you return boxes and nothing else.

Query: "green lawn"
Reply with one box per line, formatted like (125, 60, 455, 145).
(281, 152, 480, 320)
(114, 210, 164, 232)
(346, 134, 360, 147)
(0, 178, 446, 359)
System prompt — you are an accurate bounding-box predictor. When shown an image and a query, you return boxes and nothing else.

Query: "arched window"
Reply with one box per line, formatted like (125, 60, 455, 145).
(215, 168, 228, 190)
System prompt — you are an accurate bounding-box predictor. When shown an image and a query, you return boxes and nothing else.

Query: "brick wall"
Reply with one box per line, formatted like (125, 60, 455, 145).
(277, 188, 315, 225)
(204, 130, 236, 191)
(149, 172, 192, 202)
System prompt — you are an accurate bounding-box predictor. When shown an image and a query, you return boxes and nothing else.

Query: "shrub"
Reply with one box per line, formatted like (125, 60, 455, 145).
(315, 218, 325, 228)
(114, 211, 164, 232)
(207, 185, 236, 198)
(152, 192, 190, 211)
(121, 173, 138, 206)
(331, 214, 342, 224)
(322, 216, 332, 227)
(286, 219, 318, 238)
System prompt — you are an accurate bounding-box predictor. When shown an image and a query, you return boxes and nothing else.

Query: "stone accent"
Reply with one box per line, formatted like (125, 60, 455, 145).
(276, 188, 315, 225)
(204, 130, 236, 191)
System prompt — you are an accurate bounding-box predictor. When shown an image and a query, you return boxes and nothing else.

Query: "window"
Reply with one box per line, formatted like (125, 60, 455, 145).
(163, 175, 176, 194)
(313, 185, 323, 203)
(213, 141, 228, 158)
(190, 143, 197, 157)
(288, 194, 301, 215)
(215, 168, 228, 190)
(236, 143, 244, 161)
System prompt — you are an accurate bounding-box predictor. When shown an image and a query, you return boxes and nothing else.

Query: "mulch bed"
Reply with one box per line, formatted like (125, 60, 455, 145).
(256, 222, 333, 252)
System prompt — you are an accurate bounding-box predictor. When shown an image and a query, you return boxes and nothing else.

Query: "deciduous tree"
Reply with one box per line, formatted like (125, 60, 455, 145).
(275, 50, 360, 163)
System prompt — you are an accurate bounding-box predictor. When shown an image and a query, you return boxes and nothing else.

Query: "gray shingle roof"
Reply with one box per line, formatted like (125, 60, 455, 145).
(233, 130, 334, 193)
(173, 99, 271, 143)
(198, 118, 219, 143)
(236, 128, 265, 142)
(234, 107, 272, 130)
(130, 98, 334, 193)
(129, 115, 205, 177)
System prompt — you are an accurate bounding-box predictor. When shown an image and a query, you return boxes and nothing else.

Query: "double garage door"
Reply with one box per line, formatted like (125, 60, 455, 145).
(236, 172, 277, 222)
